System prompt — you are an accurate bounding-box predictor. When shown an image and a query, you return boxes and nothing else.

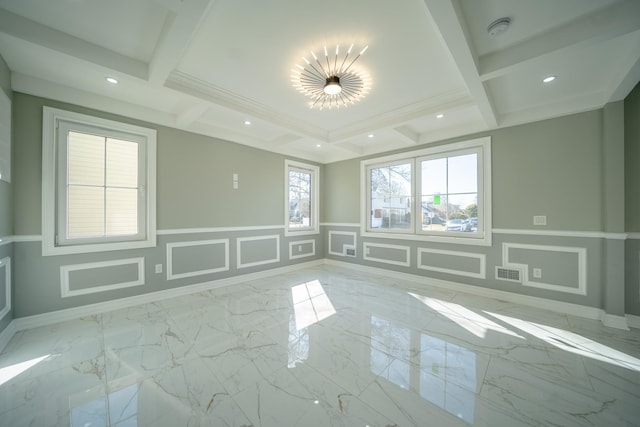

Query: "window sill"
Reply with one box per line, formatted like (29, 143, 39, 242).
(42, 237, 156, 256)
(284, 228, 320, 237)
(360, 229, 492, 246)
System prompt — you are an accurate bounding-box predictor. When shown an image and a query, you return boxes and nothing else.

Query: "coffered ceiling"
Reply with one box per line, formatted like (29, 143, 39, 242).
(1, 0, 639, 163)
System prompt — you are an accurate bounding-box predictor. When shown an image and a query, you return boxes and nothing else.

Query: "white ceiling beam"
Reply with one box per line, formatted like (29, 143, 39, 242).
(175, 103, 210, 127)
(268, 134, 303, 148)
(606, 38, 640, 102)
(148, 0, 216, 86)
(0, 8, 147, 80)
(393, 126, 419, 145)
(479, 0, 640, 82)
(421, 0, 498, 128)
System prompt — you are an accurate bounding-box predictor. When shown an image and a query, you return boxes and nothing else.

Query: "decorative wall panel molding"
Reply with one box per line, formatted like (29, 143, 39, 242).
(237, 235, 280, 269)
(289, 239, 316, 260)
(167, 239, 229, 280)
(363, 242, 411, 267)
(0, 257, 11, 320)
(417, 248, 486, 279)
(502, 243, 587, 295)
(328, 231, 357, 257)
(60, 257, 145, 298)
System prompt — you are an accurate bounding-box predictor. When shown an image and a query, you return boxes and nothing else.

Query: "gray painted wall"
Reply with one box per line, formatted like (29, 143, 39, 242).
(321, 107, 636, 317)
(3, 82, 639, 324)
(0, 53, 12, 334)
(626, 82, 640, 232)
(625, 82, 640, 316)
(10, 93, 323, 317)
(322, 111, 604, 231)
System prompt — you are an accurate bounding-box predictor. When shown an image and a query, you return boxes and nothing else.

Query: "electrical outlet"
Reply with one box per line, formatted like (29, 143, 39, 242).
(155, 264, 163, 274)
(533, 215, 547, 226)
(298, 245, 302, 252)
(532, 268, 542, 279)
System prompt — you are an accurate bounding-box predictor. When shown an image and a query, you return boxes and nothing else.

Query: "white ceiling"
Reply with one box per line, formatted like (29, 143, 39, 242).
(0, 0, 639, 163)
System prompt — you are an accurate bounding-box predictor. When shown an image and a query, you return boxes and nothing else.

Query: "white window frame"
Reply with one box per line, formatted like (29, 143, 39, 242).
(42, 107, 157, 256)
(360, 137, 491, 246)
(284, 159, 319, 236)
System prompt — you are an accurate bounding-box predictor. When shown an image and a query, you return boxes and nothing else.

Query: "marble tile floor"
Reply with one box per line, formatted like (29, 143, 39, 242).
(1, 264, 639, 426)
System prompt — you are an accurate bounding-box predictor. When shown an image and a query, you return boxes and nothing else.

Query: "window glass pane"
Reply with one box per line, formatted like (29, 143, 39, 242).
(369, 163, 412, 230)
(68, 131, 104, 186)
(448, 153, 477, 194)
(106, 188, 138, 236)
(420, 195, 447, 231)
(421, 157, 446, 195)
(67, 185, 105, 238)
(420, 153, 478, 233)
(289, 169, 312, 229)
(106, 138, 138, 188)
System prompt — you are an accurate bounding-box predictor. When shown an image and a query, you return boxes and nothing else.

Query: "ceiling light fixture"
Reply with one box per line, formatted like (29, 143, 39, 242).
(436, 113, 444, 119)
(291, 43, 371, 110)
(105, 77, 118, 84)
(244, 120, 252, 125)
(368, 133, 374, 138)
(487, 17, 511, 37)
(543, 75, 556, 83)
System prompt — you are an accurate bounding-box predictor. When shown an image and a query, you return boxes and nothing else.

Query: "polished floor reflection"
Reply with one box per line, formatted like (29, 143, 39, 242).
(1, 264, 639, 426)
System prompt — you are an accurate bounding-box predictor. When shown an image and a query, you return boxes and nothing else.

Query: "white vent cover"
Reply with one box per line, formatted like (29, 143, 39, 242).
(495, 266, 522, 283)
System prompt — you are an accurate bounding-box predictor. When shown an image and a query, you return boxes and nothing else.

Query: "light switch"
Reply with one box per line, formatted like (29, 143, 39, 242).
(233, 173, 239, 190)
(155, 264, 163, 274)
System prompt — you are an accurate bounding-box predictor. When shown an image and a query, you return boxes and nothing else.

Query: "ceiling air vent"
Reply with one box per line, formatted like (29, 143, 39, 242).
(495, 266, 522, 283)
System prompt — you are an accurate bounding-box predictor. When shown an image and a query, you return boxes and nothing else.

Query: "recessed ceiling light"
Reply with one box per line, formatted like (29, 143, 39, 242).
(243, 120, 252, 125)
(316, 144, 321, 148)
(543, 76, 556, 83)
(368, 133, 374, 138)
(436, 114, 444, 119)
(105, 77, 118, 84)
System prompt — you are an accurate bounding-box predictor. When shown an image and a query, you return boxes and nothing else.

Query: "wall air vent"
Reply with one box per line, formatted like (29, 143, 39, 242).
(345, 246, 356, 257)
(495, 266, 522, 283)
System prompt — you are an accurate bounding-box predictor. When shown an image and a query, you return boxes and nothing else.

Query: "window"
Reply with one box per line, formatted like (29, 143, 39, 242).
(285, 160, 319, 236)
(42, 107, 156, 255)
(361, 138, 491, 246)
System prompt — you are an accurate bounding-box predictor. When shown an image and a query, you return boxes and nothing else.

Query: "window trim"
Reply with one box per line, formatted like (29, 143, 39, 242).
(360, 137, 491, 246)
(284, 159, 319, 236)
(42, 107, 157, 256)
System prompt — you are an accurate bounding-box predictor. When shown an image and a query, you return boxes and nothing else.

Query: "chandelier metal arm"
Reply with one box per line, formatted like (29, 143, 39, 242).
(292, 43, 370, 110)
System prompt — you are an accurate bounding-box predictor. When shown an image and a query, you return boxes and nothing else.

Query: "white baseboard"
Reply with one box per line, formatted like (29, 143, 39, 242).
(626, 314, 640, 329)
(13, 259, 324, 333)
(324, 259, 620, 327)
(601, 313, 630, 331)
(0, 320, 17, 353)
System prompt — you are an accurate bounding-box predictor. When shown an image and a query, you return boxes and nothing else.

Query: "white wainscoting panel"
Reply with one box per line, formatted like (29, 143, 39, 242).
(363, 242, 411, 267)
(60, 257, 145, 298)
(328, 231, 357, 257)
(167, 239, 230, 280)
(417, 248, 486, 279)
(503, 243, 587, 295)
(289, 239, 316, 260)
(0, 257, 11, 320)
(237, 235, 280, 269)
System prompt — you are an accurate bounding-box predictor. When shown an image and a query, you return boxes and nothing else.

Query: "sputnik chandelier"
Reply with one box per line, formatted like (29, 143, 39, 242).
(291, 43, 371, 110)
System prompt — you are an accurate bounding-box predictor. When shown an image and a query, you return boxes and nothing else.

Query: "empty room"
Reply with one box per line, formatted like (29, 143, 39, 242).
(1, 0, 640, 426)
